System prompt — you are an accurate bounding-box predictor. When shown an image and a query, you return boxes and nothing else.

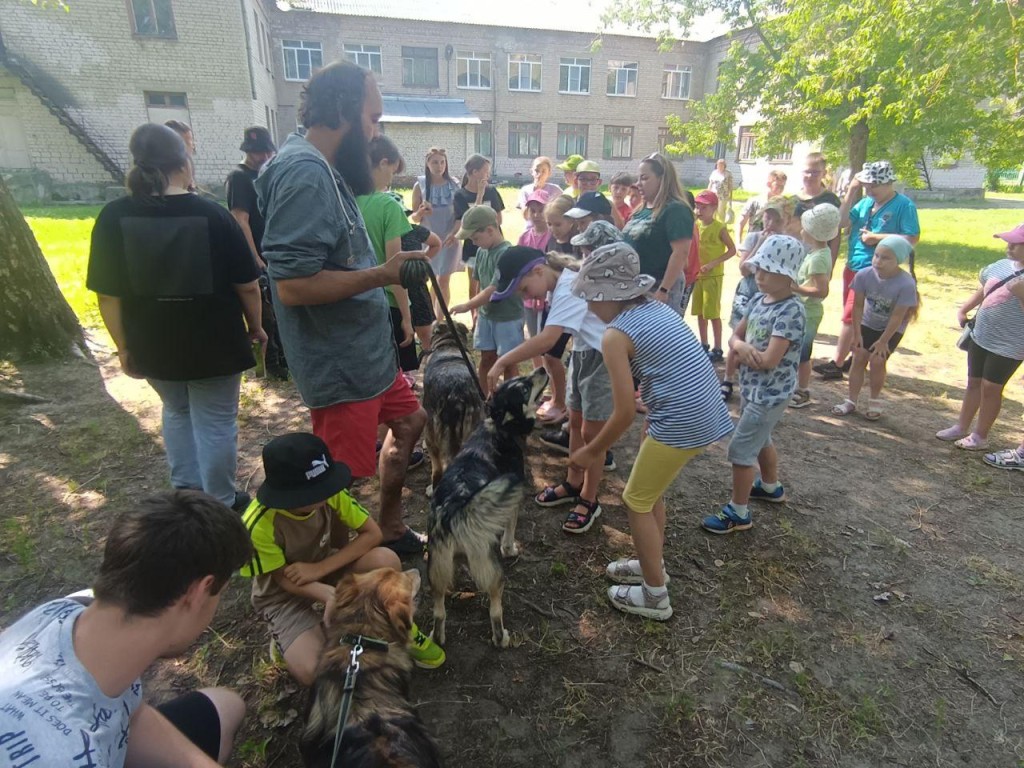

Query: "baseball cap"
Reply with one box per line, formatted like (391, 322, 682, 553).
(455, 205, 498, 239)
(994, 223, 1024, 245)
(575, 160, 601, 175)
(491, 246, 547, 301)
(565, 191, 612, 219)
(694, 190, 719, 207)
(570, 220, 624, 249)
(571, 242, 655, 301)
(801, 203, 841, 242)
(240, 126, 276, 153)
(524, 190, 549, 207)
(747, 235, 805, 281)
(556, 154, 584, 172)
(855, 160, 896, 185)
(256, 433, 352, 509)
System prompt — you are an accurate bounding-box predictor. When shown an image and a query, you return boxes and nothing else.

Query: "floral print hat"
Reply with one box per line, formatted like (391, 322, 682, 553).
(571, 242, 656, 301)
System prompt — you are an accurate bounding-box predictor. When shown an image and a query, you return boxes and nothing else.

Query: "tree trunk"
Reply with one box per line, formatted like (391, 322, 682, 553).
(0, 175, 86, 361)
(848, 118, 869, 175)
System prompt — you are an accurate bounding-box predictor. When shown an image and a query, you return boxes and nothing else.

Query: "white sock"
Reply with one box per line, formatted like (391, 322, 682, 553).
(759, 480, 780, 493)
(643, 581, 668, 599)
(730, 501, 750, 516)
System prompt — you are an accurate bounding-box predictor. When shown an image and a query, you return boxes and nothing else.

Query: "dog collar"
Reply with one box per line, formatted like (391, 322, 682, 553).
(339, 634, 390, 652)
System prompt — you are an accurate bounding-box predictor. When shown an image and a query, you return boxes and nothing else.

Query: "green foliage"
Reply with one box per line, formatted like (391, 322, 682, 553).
(609, 0, 1023, 172)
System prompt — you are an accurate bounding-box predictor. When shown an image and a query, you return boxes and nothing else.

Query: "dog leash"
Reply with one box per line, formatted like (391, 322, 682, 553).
(401, 260, 488, 402)
(328, 634, 390, 768)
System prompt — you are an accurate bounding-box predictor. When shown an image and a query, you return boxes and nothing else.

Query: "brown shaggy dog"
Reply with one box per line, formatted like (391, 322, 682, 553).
(301, 569, 442, 768)
(421, 321, 484, 495)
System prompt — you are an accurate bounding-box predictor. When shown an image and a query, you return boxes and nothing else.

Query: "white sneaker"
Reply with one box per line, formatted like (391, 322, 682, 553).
(605, 558, 670, 586)
(607, 584, 673, 621)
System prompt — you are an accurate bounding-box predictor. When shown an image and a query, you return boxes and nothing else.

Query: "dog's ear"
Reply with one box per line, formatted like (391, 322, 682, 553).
(403, 568, 422, 599)
(375, 572, 414, 640)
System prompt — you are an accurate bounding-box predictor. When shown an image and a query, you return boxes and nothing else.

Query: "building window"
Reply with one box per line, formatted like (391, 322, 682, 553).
(738, 126, 756, 161)
(282, 40, 323, 82)
(475, 121, 493, 157)
(344, 44, 382, 75)
(130, 0, 176, 38)
(711, 141, 727, 160)
(402, 46, 439, 88)
(658, 127, 673, 152)
(145, 91, 190, 126)
(509, 121, 541, 158)
(603, 125, 633, 160)
(457, 51, 492, 90)
(770, 141, 794, 162)
(556, 124, 588, 159)
(508, 53, 542, 92)
(662, 64, 691, 100)
(606, 61, 638, 97)
(559, 57, 591, 94)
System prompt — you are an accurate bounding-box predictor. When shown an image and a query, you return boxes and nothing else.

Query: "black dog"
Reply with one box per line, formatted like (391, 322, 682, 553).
(421, 321, 484, 495)
(427, 368, 549, 648)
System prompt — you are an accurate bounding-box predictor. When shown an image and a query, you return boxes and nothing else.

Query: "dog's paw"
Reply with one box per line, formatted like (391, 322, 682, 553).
(500, 541, 520, 558)
(493, 628, 510, 649)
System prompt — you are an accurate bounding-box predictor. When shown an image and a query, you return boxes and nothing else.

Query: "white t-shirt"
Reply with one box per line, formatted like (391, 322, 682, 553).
(545, 268, 606, 351)
(0, 599, 143, 768)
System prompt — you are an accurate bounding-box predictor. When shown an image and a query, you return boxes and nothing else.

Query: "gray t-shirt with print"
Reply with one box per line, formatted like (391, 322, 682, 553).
(257, 133, 397, 408)
(739, 295, 805, 407)
(0, 599, 143, 768)
(852, 268, 918, 334)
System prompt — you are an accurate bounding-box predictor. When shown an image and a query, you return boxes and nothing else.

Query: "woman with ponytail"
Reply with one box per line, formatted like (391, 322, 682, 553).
(87, 122, 265, 511)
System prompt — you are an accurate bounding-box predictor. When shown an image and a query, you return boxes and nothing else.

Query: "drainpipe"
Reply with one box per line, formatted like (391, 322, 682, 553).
(238, 0, 257, 100)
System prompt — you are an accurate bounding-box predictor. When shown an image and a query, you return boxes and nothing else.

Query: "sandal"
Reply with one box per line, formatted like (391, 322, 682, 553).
(535, 481, 581, 507)
(831, 399, 856, 416)
(954, 433, 988, 451)
(720, 380, 734, 403)
(562, 499, 602, 535)
(936, 425, 968, 442)
(864, 399, 883, 421)
(536, 402, 567, 424)
(382, 527, 427, 557)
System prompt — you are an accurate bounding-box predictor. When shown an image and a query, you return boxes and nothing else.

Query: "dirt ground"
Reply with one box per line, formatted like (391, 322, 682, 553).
(2, 332, 1024, 768)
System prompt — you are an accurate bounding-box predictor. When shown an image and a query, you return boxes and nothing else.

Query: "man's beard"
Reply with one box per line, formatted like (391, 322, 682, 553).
(333, 123, 374, 196)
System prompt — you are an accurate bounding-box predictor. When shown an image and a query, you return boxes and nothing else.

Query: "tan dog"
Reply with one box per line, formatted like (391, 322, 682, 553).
(301, 569, 442, 768)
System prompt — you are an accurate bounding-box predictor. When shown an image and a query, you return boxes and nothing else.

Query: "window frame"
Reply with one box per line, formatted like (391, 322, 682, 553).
(559, 57, 591, 95)
(456, 50, 492, 90)
(508, 121, 542, 159)
(402, 46, 440, 88)
(508, 53, 542, 93)
(606, 60, 638, 98)
(282, 40, 323, 82)
(343, 43, 383, 75)
(128, 0, 177, 39)
(475, 120, 493, 157)
(556, 123, 588, 159)
(737, 126, 757, 162)
(661, 64, 692, 100)
(602, 125, 634, 161)
(770, 140, 794, 163)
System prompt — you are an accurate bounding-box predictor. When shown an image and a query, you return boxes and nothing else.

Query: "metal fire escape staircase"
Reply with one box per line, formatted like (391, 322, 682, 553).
(0, 32, 124, 184)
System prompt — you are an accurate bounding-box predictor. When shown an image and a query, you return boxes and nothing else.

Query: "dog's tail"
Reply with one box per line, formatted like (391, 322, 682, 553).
(434, 473, 521, 541)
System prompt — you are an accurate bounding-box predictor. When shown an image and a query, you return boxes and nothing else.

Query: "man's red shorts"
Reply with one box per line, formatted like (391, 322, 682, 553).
(841, 266, 858, 325)
(310, 372, 421, 478)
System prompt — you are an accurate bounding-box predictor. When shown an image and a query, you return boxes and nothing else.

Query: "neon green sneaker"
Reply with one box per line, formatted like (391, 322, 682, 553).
(409, 623, 445, 669)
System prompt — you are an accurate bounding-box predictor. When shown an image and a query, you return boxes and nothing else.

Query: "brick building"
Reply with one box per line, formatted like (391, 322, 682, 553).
(0, 0, 984, 200)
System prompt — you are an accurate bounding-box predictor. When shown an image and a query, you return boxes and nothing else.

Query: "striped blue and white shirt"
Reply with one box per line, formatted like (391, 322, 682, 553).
(609, 300, 734, 449)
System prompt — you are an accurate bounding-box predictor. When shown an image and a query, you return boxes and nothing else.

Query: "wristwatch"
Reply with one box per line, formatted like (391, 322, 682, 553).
(657, 286, 669, 294)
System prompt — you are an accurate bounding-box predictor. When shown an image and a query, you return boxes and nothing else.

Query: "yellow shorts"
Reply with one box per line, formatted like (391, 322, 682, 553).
(622, 436, 705, 514)
(691, 275, 724, 320)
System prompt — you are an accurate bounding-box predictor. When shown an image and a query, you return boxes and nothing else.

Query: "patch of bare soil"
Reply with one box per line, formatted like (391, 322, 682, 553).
(2, 342, 1023, 767)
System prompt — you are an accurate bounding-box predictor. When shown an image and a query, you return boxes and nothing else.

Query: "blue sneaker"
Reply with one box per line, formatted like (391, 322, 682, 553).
(749, 480, 786, 503)
(701, 504, 752, 535)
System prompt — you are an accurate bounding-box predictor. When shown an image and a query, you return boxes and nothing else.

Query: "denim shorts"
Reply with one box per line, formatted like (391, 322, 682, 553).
(727, 399, 789, 466)
(566, 348, 613, 421)
(474, 314, 525, 355)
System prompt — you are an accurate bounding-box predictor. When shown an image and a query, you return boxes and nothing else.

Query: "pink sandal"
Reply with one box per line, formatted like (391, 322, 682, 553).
(536, 402, 567, 424)
(954, 433, 987, 451)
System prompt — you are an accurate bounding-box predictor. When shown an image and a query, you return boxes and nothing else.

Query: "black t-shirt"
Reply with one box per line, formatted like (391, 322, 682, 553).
(794, 190, 842, 219)
(225, 164, 265, 255)
(453, 186, 505, 264)
(87, 194, 260, 381)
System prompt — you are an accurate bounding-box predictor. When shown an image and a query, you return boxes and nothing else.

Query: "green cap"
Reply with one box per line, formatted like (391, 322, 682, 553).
(455, 204, 498, 239)
(556, 154, 584, 172)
